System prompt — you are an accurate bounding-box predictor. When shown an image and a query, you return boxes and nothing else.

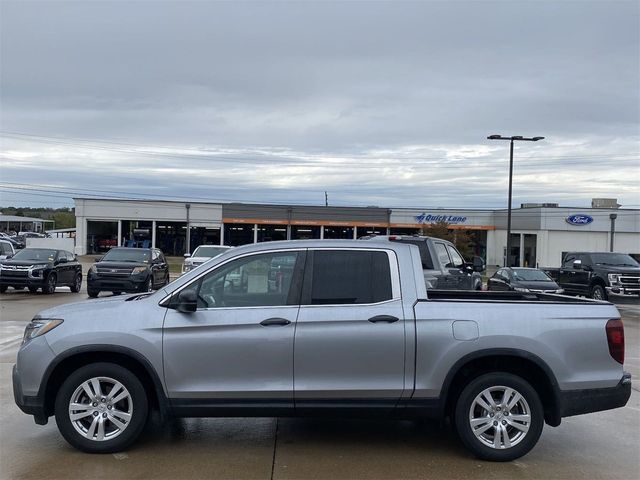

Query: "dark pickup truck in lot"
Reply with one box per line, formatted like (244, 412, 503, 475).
(362, 235, 485, 290)
(544, 252, 640, 300)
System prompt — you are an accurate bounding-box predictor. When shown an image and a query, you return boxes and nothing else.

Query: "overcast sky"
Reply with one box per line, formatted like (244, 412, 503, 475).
(1, 0, 638, 209)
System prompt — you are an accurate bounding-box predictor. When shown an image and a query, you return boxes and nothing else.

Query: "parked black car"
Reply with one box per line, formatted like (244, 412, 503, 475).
(488, 267, 563, 294)
(544, 252, 640, 300)
(87, 247, 170, 297)
(0, 248, 82, 294)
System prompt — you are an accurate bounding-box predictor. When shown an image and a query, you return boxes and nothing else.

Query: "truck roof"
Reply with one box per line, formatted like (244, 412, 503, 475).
(227, 239, 416, 254)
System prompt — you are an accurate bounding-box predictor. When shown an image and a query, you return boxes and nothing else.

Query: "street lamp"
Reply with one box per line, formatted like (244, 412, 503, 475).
(487, 134, 545, 266)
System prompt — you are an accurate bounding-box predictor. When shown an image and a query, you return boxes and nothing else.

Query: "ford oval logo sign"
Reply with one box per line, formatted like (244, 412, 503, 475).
(566, 214, 594, 226)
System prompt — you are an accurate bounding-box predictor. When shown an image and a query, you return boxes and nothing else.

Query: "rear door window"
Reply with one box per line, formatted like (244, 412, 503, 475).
(445, 245, 465, 268)
(434, 242, 452, 268)
(304, 250, 393, 305)
(393, 239, 433, 269)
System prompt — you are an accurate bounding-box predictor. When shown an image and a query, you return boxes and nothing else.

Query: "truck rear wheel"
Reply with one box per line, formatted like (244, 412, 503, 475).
(454, 372, 544, 461)
(54, 362, 148, 453)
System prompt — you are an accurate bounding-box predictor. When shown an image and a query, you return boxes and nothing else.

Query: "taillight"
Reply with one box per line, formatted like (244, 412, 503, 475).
(606, 319, 625, 364)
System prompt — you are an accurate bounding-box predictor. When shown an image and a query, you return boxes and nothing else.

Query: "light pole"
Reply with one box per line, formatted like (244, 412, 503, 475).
(487, 134, 544, 266)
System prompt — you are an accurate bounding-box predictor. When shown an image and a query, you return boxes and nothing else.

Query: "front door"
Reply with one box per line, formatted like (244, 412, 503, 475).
(294, 249, 406, 410)
(163, 250, 304, 407)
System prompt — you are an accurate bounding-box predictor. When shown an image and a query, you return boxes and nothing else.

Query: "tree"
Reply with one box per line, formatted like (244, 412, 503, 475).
(420, 220, 475, 259)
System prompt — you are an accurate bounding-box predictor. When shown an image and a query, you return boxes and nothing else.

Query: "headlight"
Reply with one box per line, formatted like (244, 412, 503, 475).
(555, 288, 564, 294)
(89, 265, 97, 274)
(28, 265, 46, 278)
(608, 273, 621, 285)
(183, 264, 192, 273)
(514, 287, 530, 292)
(132, 266, 148, 274)
(23, 317, 63, 345)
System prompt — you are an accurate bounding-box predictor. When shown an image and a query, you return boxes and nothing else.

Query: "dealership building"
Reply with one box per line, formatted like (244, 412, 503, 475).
(74, 197, 640, 267)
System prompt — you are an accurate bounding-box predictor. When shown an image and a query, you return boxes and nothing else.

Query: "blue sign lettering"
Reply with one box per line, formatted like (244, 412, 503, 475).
(414, 213, 468, 224)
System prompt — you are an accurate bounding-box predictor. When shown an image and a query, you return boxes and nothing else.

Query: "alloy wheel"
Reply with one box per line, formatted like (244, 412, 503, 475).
(68, 376, 133, 442)
(468, 385, 531, 449)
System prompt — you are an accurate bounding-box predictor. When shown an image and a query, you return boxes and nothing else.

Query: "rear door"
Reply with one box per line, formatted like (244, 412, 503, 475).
(294, 248, 406, 410)
(433, 242, 457, 289)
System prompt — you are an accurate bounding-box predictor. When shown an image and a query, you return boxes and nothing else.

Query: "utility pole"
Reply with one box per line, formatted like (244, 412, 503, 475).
(185, 203, 191, 254)
(609, 213, 617, 252)
(325, 191, 328, 207)
(487, 134, 545, 266)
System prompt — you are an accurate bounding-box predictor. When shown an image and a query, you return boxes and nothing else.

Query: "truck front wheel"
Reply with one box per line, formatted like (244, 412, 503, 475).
(590, 284, 607, 301)
(454, 372, 544, 461)
(54, 362, 148, 453)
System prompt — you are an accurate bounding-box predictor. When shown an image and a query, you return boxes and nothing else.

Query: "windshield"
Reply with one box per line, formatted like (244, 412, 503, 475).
(590, 253, 639, 267)
(102, 248, 150, 263)
(192, 246, 228, 258)
(511, 269, 553, 281)
(11, 248, 57, 262)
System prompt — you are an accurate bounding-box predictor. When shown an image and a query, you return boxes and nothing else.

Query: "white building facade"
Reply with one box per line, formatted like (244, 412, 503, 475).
(74, 198, 640, 268)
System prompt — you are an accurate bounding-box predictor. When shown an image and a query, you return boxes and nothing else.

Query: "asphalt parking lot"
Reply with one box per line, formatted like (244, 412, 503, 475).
(0, 288, 638, 480)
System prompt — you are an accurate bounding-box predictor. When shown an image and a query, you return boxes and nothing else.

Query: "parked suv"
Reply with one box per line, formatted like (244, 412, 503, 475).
(182, 245, 232, 274)
(0, 248, 82, 294)
(87, 247, 169, 297)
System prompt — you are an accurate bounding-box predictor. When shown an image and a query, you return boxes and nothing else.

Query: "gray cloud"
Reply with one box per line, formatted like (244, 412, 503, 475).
(0, 0, 638, 208)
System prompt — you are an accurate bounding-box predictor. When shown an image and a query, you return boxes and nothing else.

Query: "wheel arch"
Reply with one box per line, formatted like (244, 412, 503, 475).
(40, 345, 169, 419)
(441, 348, 562, 427)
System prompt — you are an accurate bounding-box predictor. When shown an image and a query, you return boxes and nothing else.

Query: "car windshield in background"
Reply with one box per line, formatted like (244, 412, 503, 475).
(590, 253, 639, 267)
(11, 248, 57, 262)
(192, 246, 228, 258)
(102, 249, 150, 263)
(511, 269, 553, 281)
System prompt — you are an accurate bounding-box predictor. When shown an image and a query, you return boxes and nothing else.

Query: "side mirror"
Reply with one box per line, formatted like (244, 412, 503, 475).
(175, 289, 198, 313)
(5, 254, 13, 259)
(94, 257, 103, 263)
(184, 253, 191, 258)
(57, 257, 68, 264)
(573, 259, 582, 270)
(472, 256, 485, 272)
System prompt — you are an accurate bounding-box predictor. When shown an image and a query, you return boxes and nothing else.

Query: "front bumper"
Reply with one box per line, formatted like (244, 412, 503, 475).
(559, 373, 632, 418)
(606, 286, 640, 297)
(87, 275, 148, 292)
(0, 276, 46, 288)
(13, 365, 48, 425)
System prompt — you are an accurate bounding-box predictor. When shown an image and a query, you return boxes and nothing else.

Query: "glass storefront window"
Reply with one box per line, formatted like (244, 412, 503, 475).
(257, 225, 287, 242)
(122, 220, 153, 249)
(156, 222, 187, 256)
(323, 226, 354, 239)
(189, 227, 221, 253)
(291, 225, 320, 240)
(224, 224, 254, 246)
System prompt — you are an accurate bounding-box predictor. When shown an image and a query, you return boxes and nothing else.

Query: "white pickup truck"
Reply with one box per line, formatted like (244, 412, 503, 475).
(13, 239, 630, 461)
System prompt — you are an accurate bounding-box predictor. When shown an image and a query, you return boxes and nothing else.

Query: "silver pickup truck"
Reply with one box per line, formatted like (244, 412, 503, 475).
(13, 239, 630, 461)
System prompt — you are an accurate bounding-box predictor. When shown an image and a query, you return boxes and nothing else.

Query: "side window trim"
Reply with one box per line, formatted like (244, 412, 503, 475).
(300, 248, 401, 306)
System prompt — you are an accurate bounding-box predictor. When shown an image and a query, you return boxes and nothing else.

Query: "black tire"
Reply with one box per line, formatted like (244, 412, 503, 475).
(54, 362, 148, 453)
(70, 273, 82, 293)
(43, 273, 57, 294)
(87, 288, 100, 298)
(454, 372, 544, 462)
(141, 276, 153, 293)
(163, 273, 170, 287)
(0, 285, 7, 293)
(590, 284, 607, 301)
(28, 287, 39, 293)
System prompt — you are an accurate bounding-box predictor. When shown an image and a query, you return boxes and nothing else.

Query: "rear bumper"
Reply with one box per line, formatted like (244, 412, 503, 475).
(559, 373, 632, 418)
(13, 365, 48, 425)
